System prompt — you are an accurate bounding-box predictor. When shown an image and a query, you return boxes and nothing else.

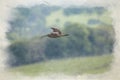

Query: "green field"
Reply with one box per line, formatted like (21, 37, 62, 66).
(10, 54, 113, 76)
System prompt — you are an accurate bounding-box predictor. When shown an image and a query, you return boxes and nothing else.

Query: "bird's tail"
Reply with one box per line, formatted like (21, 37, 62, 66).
(40, 35, 48, 39)
(62, 34, 69, 36)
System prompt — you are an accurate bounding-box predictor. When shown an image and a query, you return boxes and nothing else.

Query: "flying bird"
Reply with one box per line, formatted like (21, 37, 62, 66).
(41, 27, 69, 38)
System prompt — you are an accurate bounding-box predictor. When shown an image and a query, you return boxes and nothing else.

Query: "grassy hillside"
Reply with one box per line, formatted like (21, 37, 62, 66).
(10, 54, 113, 76)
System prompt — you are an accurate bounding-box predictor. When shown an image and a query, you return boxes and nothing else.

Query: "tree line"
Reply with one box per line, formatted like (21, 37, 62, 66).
(8, 23, 115, 66)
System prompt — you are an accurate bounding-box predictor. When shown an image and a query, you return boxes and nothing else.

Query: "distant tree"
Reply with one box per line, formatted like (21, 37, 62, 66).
(64, 23, 92, 56)
(9, 40, 29, 66)
(45, 39, 65, 59)
(88, 25, 115, 55)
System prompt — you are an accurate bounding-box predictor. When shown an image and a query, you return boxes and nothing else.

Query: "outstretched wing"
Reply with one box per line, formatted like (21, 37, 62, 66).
(51, 27, 61, 34)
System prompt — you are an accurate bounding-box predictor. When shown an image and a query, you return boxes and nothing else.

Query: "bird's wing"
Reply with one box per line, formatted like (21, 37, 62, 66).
(51, 27, 61, 34)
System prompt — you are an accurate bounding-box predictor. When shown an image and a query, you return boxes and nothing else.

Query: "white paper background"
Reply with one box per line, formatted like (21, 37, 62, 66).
(0, 0, 120, 80)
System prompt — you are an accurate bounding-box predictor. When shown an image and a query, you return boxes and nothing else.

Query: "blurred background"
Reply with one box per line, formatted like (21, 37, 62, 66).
(7, 4, 115, 75)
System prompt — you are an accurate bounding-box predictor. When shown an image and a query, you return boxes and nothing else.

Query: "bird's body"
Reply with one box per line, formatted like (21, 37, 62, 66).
(41, 27, 69, 38)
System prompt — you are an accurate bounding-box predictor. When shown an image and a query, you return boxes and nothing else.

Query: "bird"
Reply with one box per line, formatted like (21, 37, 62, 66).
(41, 27, 69, 38)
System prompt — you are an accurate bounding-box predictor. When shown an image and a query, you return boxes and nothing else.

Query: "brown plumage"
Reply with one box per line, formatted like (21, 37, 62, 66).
(51, 27, 62, 35)
(41, 27, 69, 38)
